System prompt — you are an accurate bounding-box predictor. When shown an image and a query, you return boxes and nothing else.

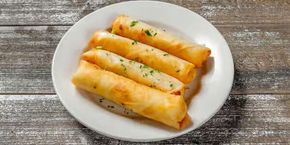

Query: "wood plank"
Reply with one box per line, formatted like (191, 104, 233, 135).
(220, 24, 290, 94)
(0, 25, 289, 94)
(0, 94, 289, 144)
(0, 0, 290, 25)
(0, 26, 67, 93)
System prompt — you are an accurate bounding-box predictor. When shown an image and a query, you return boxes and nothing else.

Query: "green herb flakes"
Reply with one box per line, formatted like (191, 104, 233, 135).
(144, 30, 152, 36)
(130, 21, 138, 27)
(129, 60, 135, 64)
(143, 65, 149, 69)
(144, 29, 157, 37)
(150, 70, 154, 75)
(131, 40, 138, 45)
(143, 73, 148, 77)
(121, 64, 126, 71)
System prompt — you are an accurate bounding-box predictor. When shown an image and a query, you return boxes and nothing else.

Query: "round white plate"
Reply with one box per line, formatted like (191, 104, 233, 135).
(52, 1, 234, 142)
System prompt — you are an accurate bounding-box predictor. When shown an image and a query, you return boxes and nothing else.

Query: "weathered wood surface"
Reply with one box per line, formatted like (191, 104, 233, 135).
(0, 0, 290, 144)
(0, 94, 289, 144)
(0, 0, 290, 25)
(0, 25, 289, 94)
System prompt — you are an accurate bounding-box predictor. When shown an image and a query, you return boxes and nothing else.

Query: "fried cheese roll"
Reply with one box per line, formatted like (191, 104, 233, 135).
(112, 15, 211, 67)
(82, 49, 185, 95)
(72, 60, 191, 129)
(87, 31, 196, 83)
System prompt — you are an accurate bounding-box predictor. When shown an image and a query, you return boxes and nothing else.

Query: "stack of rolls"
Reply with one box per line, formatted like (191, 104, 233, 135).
(72, 15, 211, 129)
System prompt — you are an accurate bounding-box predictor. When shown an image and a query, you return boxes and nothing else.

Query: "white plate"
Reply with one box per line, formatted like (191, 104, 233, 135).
(52, 1, 234, 142)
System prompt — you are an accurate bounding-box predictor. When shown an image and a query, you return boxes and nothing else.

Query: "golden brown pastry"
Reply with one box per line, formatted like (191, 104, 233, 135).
(72, 60, 191, 129)
(87, 31, 196, 83)
(82, 49, 185, 95)
(111, 15, 211, 67)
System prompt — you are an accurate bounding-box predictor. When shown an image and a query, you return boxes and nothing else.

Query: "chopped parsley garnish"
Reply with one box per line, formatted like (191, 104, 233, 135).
(131, 40, 138, 45)
(169, 81, 174, 88)
(139, 64, 154, 75)
(150, 70, 154, 75)
(143, 65, 149, 69)
(151, 48, 154, 51)
(130, 21, 139, 27)
(121, 64, 126, 71)
(129, 60, 135, 64)
(120, 59, 124, 62)
(163, 53, 169, 56)
(143, 73, 148, 77)
(144, 30, 152, 36)
(144, 29, 157, 37)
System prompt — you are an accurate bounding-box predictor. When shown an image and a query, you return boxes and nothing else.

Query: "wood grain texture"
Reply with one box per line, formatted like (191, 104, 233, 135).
(221, 24, 290, 94)
(0, 0, 290, 144)
(0, 0, 290, 25)
(0, 25, 289, 94)
(0, 26, 66, 93)
(0, 94, 289, 144)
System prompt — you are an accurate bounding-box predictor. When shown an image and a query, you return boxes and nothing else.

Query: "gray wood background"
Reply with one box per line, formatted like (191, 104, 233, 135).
(0, 0, 289, 144)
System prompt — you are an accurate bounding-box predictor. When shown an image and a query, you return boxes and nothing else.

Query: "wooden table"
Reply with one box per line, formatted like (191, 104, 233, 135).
(0, 0, 289, 144)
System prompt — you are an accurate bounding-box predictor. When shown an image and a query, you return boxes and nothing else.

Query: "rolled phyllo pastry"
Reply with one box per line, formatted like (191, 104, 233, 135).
(72, 60, 191, 129)
(87, 31, 196, 83)
(111, 15, 211, 67)
(82, 49, 185, 95)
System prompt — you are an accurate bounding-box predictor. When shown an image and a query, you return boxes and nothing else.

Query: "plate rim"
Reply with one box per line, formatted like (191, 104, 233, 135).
(51, 0, 234, 142)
